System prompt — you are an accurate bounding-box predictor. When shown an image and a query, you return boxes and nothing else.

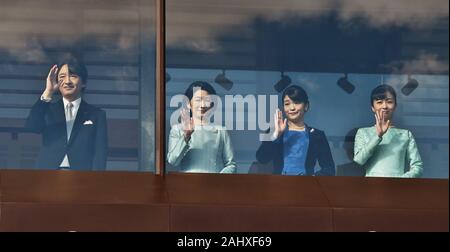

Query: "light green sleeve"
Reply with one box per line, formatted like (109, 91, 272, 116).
(220, 129, 237, 174)
(353, 128, 382, 166)
(402, 131, 424, 178)
(167, 126, 191, 167)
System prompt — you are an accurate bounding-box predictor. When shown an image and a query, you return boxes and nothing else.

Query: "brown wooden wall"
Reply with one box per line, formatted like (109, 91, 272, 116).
(0, 170, 447, 232)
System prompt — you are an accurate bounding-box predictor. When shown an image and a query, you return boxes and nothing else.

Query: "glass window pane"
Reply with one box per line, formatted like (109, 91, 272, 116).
(165, 0, 448, 178)
(0, 0, 156, 172)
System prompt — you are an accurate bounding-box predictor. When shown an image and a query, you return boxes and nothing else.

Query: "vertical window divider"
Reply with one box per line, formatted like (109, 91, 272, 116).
(155, 0, 166, 176)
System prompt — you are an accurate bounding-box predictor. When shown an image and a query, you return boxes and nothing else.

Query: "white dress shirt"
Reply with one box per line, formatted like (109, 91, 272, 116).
(59, 97, 81, 168)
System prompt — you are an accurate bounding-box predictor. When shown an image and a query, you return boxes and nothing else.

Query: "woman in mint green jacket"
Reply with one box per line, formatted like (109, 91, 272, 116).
(167, 81, 236, 174)
(354, 85, 423, 178)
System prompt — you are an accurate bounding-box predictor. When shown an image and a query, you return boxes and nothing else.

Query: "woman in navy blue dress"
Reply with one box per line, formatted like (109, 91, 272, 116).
(256, 85, 335, 176)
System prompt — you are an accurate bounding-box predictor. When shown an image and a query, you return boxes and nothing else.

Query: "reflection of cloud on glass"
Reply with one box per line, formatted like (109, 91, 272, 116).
(338, 0, 448, 28)
(0, 3, 140, 62)
(385, 53, 449, 74)
(384, 75, 405, 90)
(189, 41, 220, 54)
(166, 0, 448, 52)
(117, 32, 137, 51)
(0, 37, 48, 63)
(385, 74, 448, 95)
(297, 77, 320, 92)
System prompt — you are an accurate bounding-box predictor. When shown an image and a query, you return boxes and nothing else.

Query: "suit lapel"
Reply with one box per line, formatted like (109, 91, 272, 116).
(305, 124, 315, 172)
(67, 101, 88, 146)
(53, 99, 68, 140)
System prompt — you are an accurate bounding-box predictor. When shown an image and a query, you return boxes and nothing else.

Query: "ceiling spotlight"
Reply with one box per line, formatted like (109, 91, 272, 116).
(215, 70, 233, 91)
(165, 72, 171, 83)
(401, 75, 419, 96)
(337, 73, 355, 94)
(274, 72, 292, 93)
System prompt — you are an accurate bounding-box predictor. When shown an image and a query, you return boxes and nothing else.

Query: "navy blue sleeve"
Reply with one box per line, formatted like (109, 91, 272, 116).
(25, 99, 50, 134)
(92, 110, 108, 170)
(314, 131, 336, 176)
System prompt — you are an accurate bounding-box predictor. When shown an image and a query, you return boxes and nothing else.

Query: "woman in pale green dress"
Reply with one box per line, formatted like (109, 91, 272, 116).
(354, 85, 423, 178)
(167, 81, 236, 173)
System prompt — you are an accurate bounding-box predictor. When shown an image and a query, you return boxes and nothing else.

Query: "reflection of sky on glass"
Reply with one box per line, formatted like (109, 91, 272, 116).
(167, 0, 449, 52)
(0, 3, 142, 60)
(166, 0, 449, 78)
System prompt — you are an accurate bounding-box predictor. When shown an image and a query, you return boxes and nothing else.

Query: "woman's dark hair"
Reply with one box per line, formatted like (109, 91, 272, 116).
(184, 81, 217, 100)
(57, 55, 88, 86)
(282, 85, 309, 106)
(370, 84, 397, 106)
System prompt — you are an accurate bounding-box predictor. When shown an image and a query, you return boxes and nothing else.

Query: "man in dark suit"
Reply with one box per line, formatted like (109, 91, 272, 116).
(26, 57, 107, 170)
